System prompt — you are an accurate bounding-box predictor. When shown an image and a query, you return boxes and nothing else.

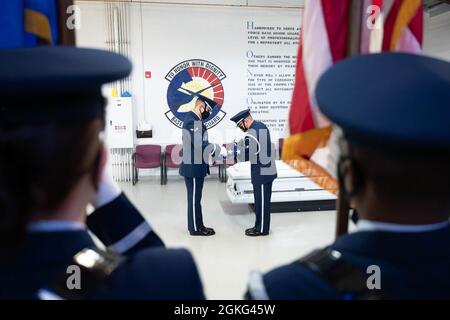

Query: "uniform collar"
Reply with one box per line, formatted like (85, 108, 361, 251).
(1, 229, 96, 268)
(356, 219, 450, 233)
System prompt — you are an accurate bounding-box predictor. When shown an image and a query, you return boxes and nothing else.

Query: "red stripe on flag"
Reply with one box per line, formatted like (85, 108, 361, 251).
(373, 0, 383, 9)
(321, 0, 350, 62)
(409, 3, 423, 45)
(382, 0, 402, 51)
(289, 38, 315, 135)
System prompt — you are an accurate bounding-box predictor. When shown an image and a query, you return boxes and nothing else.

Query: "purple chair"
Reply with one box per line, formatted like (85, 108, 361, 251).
(132, 145, 163, 185)
(163, 144, 183, 185)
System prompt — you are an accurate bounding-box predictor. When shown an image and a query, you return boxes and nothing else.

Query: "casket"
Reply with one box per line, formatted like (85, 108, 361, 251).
(226, 160, 336, 212)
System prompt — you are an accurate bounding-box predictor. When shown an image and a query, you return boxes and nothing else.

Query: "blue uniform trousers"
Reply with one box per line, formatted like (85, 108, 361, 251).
(184, 176, 205, 232)
(252, 181, 273, 233)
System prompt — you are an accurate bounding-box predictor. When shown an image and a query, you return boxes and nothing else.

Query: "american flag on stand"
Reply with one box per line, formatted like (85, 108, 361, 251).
(285, 0, 423, 161)
(281, 0, 424, 196)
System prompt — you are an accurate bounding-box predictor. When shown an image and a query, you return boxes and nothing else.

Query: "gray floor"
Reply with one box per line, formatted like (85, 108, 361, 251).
(119, 175, 337, 299)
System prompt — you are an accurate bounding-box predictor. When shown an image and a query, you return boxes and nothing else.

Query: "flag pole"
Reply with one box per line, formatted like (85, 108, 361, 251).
(347, 0, 363, 57)
(335, 0, 363, 239)
(57, 0, 76, 45)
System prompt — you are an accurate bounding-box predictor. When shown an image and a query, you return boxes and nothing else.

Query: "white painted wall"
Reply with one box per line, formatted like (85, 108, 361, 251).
(75, 1, 449, 170)
(76, 0, 302, 147)
(76, 0, 301, 176)
(132, 0, 304, 7)
(75, 1, 450, 142)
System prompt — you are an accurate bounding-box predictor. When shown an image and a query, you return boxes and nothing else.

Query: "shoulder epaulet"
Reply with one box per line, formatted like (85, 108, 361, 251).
(37, 247, 126, 300)
(299, 248, 383, 300)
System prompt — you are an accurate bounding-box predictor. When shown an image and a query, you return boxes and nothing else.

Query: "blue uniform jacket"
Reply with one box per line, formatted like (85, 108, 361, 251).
(236, 121, 277, 184)
(247, 226, 450, 299)
(179, 111, 220, 178)
(0, 193, 205, 300)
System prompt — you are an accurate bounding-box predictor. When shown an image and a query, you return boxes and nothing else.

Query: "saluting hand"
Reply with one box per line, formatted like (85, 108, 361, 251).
(91, 145, 122, 209)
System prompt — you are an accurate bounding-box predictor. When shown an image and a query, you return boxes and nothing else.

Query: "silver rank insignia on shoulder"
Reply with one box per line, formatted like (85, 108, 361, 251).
(37, 247, 126, 300)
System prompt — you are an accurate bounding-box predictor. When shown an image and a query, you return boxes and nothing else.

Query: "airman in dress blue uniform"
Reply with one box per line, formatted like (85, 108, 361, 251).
(246, 53, 450, 299)
(230, 110, 277, 236)
(0, 47, 205, 300)
(179, 98, 226, 236)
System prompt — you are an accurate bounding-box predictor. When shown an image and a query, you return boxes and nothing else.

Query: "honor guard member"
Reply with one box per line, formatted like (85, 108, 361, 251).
(246, 53, 450, 300)
(0, 47, 205, 300)
(179, 97, 227, 236)
(230, 109, 277, 236)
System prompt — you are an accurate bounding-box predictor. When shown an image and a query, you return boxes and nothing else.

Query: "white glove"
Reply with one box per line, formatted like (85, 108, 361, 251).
(220, 146, 228, 157)
(91, 162, 122, 209)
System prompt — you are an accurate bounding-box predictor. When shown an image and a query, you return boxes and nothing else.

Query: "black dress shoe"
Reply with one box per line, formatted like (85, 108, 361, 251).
(203, 226, 216, 234)
(245, 227, 256, 235)
(189, 226, 215, 236)
(245, 229, 269, 237)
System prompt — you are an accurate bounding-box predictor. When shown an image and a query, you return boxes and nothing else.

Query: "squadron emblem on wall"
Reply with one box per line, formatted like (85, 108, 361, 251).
(165, 59, 226, 128)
